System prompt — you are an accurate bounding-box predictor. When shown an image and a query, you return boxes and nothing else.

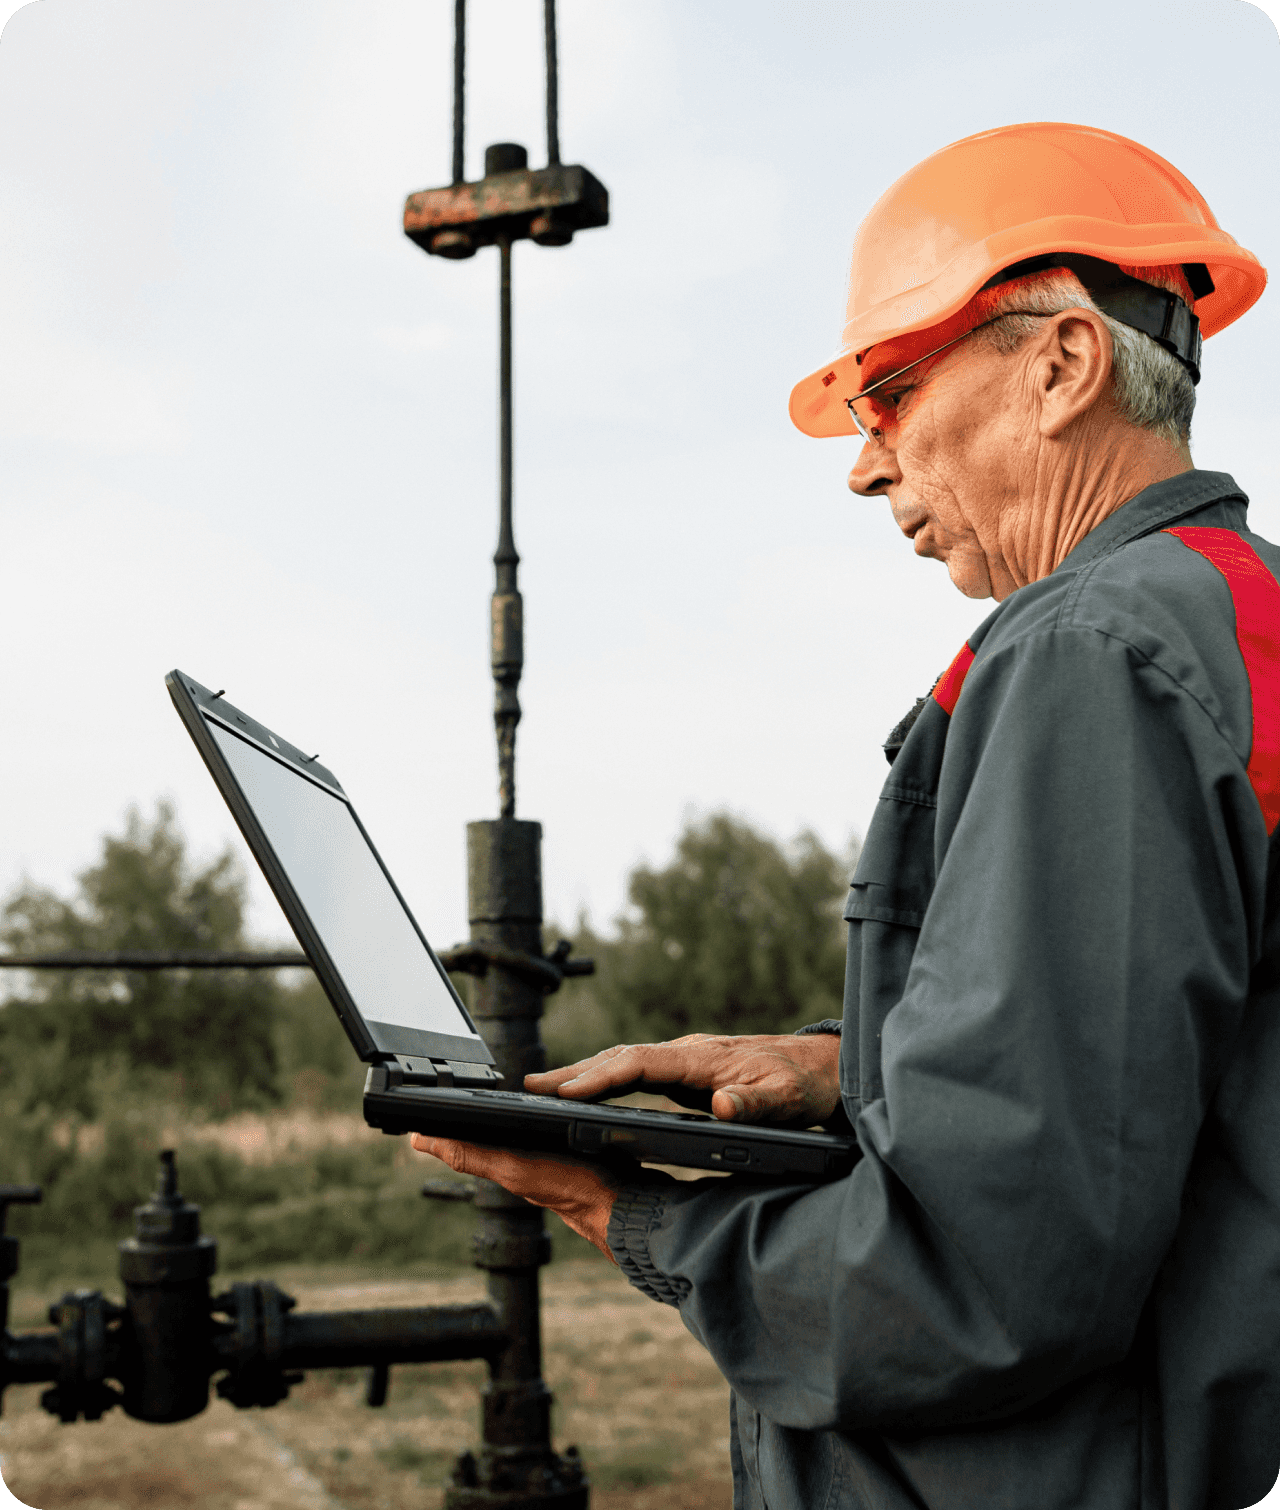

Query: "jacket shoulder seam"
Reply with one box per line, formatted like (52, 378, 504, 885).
(978, 618, 1247, 771)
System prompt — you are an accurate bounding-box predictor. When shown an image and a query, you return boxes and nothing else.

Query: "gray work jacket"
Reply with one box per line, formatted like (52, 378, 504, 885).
(607, 471, 1280, 1510)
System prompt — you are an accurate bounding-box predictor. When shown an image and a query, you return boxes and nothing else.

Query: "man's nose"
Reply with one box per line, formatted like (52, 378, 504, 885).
(847, 436, 901, 497)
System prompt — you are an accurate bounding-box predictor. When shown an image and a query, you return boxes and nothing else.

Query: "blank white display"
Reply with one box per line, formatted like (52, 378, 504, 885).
(207, 720, 476, 1040)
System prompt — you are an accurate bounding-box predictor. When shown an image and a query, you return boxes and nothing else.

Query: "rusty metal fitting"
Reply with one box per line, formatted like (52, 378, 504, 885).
(471, 1219, 553, 1272)
(405, 155, 608, 260)
(491, 591, 524, 676)
(438, 940, 592, 995)
(447, 1432, 588, 1510)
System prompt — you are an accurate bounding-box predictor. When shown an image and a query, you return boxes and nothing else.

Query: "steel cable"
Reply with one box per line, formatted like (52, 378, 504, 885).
(544, 0, 560, 166)
(451, 0, 465, 184)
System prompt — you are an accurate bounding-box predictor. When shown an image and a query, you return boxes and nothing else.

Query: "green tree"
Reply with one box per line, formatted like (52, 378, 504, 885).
(577, 813, 857, 1048)
(0, 802, 283, 1116)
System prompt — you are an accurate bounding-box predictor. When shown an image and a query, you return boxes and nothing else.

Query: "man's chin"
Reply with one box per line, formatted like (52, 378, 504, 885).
(909, 530, 994, 599)
(945, 554, 995, 600)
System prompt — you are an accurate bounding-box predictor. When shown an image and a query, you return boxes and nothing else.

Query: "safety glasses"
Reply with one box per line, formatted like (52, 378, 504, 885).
(845, 311, 1050, 443)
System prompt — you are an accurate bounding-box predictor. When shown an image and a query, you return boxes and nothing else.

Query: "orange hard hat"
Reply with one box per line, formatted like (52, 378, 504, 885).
(789, 121, 1268, 438)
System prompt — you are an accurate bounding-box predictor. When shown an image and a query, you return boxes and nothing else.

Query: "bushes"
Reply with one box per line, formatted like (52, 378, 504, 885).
(550, 814, 858, 1054)
(206, 1178, 479, 1272)
(0, 803, 286, 1117)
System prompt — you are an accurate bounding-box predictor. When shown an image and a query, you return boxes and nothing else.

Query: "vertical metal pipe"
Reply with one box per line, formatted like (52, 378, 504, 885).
(492, 236, 523, 821)
(453, 822, 586, 1510)
(543, 0, 561, 168)
(452, 0, 466, 185)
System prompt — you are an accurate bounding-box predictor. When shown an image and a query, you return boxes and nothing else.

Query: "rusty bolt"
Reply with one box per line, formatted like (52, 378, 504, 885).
(431, 229, 476, 259)
(530, 211, 573, 247)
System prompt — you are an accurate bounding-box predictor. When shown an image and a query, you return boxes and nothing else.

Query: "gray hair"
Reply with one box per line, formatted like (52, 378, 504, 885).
(968, 267, 1196, 448)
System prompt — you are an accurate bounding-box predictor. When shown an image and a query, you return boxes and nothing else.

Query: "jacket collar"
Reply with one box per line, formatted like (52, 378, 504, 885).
(1053, 469, 1248, 575)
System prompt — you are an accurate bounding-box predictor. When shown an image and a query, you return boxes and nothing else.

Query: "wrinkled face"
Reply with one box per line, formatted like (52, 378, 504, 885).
(846, 316, 1033, 601)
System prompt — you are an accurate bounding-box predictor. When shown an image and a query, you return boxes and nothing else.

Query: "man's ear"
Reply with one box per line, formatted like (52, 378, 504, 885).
(1035, 309, 1113, 440)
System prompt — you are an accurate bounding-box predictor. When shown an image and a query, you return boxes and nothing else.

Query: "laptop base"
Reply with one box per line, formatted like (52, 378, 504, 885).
(364, 1071, 859, 1181)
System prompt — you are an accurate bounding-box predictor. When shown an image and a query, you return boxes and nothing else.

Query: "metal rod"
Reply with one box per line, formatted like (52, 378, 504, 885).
(0, 951, 310, 970)
(498, 237, 515, 587)
(492, 235, 523, 821)
(544, 0, 560, 168)
(0, 945, 585, 978)
(452, 0, 466, 185)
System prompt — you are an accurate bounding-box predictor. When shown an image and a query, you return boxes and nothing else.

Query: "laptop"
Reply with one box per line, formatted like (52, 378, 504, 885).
(167, 671, 858, 1181)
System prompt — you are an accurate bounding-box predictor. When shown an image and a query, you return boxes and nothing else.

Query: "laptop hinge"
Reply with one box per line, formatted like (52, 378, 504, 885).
(372, 1055, 504, 1091)
(376, 1055, 441, 1089)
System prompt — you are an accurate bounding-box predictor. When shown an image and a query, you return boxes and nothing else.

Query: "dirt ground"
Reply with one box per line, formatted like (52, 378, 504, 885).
(0, 1261, 733, 1510)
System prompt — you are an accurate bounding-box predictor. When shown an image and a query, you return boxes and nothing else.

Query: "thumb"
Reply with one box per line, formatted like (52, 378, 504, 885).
(711, 1087, 752, 1122)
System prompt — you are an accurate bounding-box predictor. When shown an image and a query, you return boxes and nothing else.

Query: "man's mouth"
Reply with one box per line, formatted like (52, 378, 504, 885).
(887, 492, 944, 555)
(905, 515, 946, 560)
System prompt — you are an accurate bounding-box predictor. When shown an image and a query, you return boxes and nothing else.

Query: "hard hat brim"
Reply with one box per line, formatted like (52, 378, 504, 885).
(789, 219, 1268, 440)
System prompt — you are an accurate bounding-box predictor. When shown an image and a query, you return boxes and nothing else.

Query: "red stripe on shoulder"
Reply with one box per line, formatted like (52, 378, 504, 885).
(932, 642, 975, 717)
(1164, 526, 1280, 835)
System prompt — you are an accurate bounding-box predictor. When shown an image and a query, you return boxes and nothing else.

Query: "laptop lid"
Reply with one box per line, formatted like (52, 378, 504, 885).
(166, 670, 495, 1070)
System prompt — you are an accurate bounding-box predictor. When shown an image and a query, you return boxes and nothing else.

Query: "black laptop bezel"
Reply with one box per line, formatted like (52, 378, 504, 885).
(166, 670, 495, 1070)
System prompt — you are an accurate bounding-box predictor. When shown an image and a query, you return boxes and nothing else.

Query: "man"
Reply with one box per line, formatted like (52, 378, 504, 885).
(415, 124, 1277, 1509)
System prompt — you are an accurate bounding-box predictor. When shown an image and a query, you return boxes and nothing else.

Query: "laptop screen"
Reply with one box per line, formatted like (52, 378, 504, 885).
(205, 718, 479, 1042)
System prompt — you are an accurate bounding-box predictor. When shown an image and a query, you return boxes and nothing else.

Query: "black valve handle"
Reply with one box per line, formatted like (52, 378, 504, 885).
(0, 1187, 42, 1235)
(1, 1185, 42, 1334)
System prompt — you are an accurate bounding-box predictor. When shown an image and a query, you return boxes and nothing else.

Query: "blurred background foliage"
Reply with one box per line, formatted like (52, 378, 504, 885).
(559, 813, 853, 1049)
(0, 802, 857, 1288)
(1, 802, 288, 1117)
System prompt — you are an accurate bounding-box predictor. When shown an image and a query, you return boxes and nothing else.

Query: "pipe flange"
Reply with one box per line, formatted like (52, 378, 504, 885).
(212, 1281, 302, 1409)
(40, 1290, 124, 1423)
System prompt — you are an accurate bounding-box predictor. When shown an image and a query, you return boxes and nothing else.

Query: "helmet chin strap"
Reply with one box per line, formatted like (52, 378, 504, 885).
(982, 253, 1210, 385)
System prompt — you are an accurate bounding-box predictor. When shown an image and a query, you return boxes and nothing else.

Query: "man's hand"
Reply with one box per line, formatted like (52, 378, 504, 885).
(411, 1035, 841, 1261)
(525, 1032, 843, 1126)
(410, 1135, 622, 1262)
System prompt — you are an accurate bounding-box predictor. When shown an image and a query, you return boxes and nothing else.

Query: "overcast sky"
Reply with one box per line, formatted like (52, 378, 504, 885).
(0, 0, 1277, 952)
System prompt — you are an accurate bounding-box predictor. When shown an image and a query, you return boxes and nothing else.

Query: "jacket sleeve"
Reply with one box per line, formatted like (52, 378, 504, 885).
(606, 623, 1266, 1434)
